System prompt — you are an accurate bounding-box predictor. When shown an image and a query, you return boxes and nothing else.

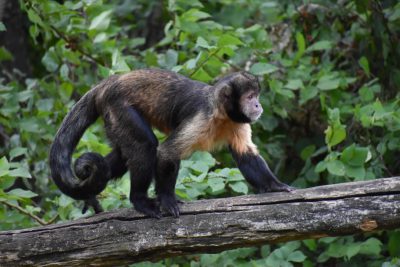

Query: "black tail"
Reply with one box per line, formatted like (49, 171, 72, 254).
(49, 88, 110, 200)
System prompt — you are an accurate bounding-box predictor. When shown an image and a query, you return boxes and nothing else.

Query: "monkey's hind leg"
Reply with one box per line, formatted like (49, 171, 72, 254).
(155, 138, 181, 218)
(106, 105, 161, 218)
(81, 148, 127, 214)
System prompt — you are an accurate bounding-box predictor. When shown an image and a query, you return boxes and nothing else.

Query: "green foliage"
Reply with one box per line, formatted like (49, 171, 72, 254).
(1, 0, 400, 265)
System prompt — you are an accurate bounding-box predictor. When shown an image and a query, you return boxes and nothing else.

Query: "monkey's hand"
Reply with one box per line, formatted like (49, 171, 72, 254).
(158, 193, 180, 218)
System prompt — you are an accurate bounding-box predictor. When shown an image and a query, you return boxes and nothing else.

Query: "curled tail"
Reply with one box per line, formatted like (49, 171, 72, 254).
(49, 88, 110, 202)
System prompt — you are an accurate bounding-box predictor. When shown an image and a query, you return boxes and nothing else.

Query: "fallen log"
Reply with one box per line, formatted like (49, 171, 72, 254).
(1, 177, 400, 266)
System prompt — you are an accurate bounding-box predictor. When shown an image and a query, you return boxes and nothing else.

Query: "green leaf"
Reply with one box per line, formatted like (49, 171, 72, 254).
(190, 152, 216, 167)
(200, 254, 219, 266)
(19, 119, 40, 133)
(325, 124, 346, 148)
(250, 63, 279, 75)
(9, 167, 32, 178)
(303, 239, 317, 251)
(111, 50, 130, 73)
(266, 252, 286, 267)
(282, 241, 301, 255)
(277, 88, 295, 98)
(207, 178, 225, 193)
(37, 98, 54, 112)
(306, 40, 332, 52)
(358, 56, 370, 77)
(29, 24, 39, 40)
(0, 22, 6, 31)
(98, 65, 111, 78)
(327, 160, 345, 176)
(345, 243, 361, 260)
(341, 145, 368, 166)
(9, 147, 28, 160)
(225, 169, 244, 182)
(0, 46, 13, 61)
(284, 79, 303, 90)
(184, 187, 202, 199)
(41, 47, 60, 72)
(89, 10, 112, 31)
(7, 188, 38, 198)
(300, 145, 316, 161)
(191, 67, 212, 82)
(190, 161, 209, 174)
(287, 251, 307, 262)
(187, 51, 204, 69)
(317, 75, 340, 90)
(359, 86, 374, 102)
(315, 161, 327, 173)
(293, 32, 306, 64)
(27, 10, 43, 26)
(93, 33, 108, 43)
(229, 181, 248, 194)
(300, 86, 318, 104)
(388, 231, 400, 256)
(158, 49, 178, 70)
(327, 108, 341, 123)
(0, 156, 10, 177)
(181, 9, 210, 22)
(345, 165, 365, 180)
(196, 37, 213, 49)
(60, 64, 69, 81)
(217, 34, 243, 47)
(359, 238, 382, 256)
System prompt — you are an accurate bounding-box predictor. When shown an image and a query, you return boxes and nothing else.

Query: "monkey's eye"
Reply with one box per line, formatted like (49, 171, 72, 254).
(247, 93, 256, 100)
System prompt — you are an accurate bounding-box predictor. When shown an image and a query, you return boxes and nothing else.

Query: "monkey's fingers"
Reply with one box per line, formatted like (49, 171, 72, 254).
(82, 197, 103, 214)
(132, 196, 162, 219)
(267, 181, 295, 192)
(145, 209, 162, 219)
(159, 194, 180, 218)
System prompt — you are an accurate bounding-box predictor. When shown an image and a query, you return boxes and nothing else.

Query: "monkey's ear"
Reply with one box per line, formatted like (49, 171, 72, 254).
(217, 83, 233, 99)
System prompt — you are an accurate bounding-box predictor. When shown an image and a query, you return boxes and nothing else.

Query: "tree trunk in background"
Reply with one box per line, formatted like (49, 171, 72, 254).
(0, 0, 32, 82)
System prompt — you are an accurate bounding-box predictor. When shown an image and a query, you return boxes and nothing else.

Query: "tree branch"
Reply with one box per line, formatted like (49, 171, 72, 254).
(1, 177, 400, 267)
(0, 200, 57, 226)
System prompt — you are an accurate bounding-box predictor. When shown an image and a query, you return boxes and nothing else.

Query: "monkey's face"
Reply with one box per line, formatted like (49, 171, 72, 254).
(217, 72, 263, 123)
(239, 90, 263, 122)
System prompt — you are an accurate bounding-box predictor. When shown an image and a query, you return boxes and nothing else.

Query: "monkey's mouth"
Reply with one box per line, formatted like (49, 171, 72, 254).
(249, 110, 262, 122)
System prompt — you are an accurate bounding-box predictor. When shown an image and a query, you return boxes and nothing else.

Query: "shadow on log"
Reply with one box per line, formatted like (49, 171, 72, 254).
(1, 177, 400, 266)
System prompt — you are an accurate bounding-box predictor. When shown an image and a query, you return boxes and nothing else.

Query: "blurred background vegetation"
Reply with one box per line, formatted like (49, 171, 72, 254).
(1, 0, 400, 266)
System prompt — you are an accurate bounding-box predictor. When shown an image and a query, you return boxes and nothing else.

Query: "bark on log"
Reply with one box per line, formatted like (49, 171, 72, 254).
(1, 177, 400, 267)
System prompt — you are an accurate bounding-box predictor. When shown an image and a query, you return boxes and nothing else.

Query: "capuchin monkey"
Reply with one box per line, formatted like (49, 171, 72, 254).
(49, 69, 293, 218)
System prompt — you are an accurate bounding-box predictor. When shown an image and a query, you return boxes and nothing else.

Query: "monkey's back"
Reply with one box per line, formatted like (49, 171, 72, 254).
(97, 69, 212, 134)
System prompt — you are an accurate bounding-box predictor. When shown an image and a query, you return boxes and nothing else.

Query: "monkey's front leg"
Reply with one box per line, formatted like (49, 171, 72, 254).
(230, 147, 294, 193)
(155, 142, 181, 218)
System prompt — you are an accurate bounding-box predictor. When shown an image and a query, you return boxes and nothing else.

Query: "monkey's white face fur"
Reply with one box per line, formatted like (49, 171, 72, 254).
(240, 91, 263, 122)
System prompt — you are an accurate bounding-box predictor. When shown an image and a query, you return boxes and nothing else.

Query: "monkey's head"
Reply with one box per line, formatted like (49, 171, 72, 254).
(215, 72, 263, 123)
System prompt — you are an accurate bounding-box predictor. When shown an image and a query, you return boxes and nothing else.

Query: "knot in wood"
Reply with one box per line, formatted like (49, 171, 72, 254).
(359, 219, 378, 232)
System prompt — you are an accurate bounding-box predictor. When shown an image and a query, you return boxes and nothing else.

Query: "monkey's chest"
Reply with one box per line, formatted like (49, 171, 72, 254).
(187, 120, 238, 155)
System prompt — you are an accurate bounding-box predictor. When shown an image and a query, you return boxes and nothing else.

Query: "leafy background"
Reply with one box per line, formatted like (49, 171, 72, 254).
(1, 0, 400, 266)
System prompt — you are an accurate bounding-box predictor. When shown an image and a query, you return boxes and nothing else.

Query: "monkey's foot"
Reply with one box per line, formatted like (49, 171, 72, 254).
(260, 181, 295, 193)
(158, 193, 180, 218)
(82, 197, 103, 214)
(131, 195, 161, 219)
